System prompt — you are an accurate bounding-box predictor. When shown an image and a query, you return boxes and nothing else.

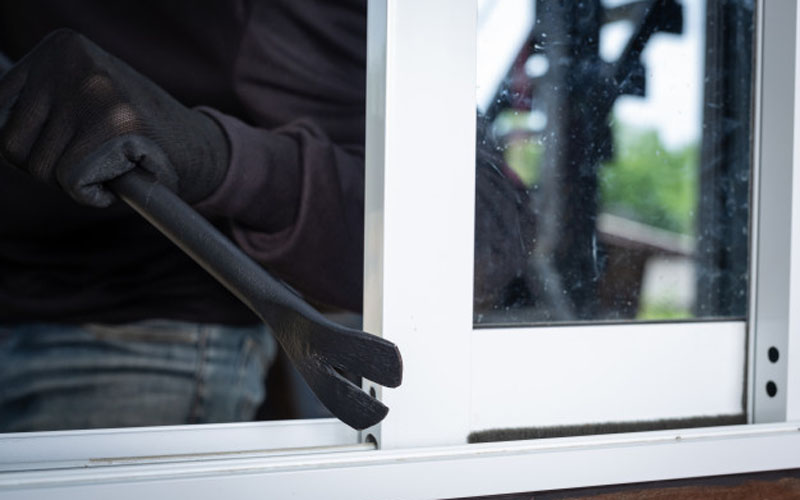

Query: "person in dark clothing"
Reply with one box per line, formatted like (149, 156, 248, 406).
(0, 0, 368, 431)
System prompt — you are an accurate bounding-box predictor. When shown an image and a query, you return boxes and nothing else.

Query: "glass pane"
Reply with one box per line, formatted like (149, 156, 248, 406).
(475, 0, 754, 325)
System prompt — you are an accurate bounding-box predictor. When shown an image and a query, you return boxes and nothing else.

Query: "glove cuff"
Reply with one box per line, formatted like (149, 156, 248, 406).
(181, 107, 231, 203)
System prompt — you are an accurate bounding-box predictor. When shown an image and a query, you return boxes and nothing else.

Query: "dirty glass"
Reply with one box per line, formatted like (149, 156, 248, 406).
(474, 0, 754, 325)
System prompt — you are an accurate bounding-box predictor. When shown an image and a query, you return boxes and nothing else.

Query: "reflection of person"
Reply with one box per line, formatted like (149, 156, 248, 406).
(0, 0, 367, 431)
(474, 112, 532, 313)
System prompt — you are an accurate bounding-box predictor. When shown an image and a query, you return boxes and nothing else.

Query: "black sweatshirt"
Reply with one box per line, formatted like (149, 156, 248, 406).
(0, 0, 367, 323)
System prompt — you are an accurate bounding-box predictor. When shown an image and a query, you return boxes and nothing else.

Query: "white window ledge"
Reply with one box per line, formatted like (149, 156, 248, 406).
(1, 422, 799, 499)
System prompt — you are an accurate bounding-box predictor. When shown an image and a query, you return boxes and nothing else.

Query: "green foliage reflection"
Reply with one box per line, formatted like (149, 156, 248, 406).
(599, 124, 698, 235)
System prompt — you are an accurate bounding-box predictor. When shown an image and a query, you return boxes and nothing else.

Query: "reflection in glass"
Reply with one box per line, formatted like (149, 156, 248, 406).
(474, 0, 754, 325)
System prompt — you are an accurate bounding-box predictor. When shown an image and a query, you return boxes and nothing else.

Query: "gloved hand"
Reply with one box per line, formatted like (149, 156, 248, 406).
(0, 29, 228, 207)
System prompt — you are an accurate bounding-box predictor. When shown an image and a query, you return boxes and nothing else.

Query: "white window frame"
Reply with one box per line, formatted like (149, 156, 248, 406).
(1, 1, 800, 497)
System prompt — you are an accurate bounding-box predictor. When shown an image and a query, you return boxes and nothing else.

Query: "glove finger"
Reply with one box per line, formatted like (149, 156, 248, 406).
(135, 137, 179, 194)
(0, 62, 28, 147)
(56, 135, 170, 207)
(0, 81, 50, 170)
(27, 104, 76, 183)
(0, 60, 27, 107)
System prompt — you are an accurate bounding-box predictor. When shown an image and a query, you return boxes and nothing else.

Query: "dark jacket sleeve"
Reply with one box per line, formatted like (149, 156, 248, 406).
(188, 0, 368, 312)
(194, 109, 365, 312)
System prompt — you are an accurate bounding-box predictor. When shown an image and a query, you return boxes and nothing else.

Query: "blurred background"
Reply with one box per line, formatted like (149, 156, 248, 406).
(474, 0, 755, 325)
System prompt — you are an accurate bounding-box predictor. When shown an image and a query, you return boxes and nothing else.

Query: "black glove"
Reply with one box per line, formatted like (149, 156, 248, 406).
(0, 29, 228, 207)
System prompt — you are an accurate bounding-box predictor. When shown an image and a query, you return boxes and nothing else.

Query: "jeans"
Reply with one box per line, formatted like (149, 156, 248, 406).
(0, 320, 277, 432)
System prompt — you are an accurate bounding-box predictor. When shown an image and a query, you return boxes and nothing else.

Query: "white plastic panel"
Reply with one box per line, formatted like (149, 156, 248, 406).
(0, 419, 357, 472)
(2, 423, 800, 500)
(788, 0, 800, 422)
(472, 322, 746, 431)
(363, 0, 476, 448)
(751, 0, 797, 423)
